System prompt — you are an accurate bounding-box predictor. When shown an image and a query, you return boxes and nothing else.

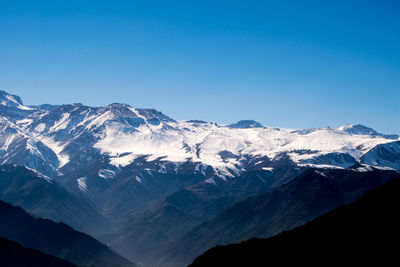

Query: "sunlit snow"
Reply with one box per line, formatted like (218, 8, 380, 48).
(94, 121, 394, 171)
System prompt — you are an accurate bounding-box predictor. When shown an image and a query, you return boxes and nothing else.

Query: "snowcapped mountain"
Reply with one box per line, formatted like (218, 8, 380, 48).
(0, 90, 399, 218)
(0, 116, 60, 177)
(0, 91, 36, 121)
(0, 91, 25, 109)
(360, 141, 400, 170)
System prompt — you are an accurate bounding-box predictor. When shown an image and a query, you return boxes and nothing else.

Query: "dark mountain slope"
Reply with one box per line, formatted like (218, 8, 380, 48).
(190, 177, 400, 266)
(0, 200, 135, 267)
(157, 167, 400, 267)
(0, 164, 109, 236)
(105, 166, 303, 266)
(104, 188, 235, 265)
(0, 237, 76, 267)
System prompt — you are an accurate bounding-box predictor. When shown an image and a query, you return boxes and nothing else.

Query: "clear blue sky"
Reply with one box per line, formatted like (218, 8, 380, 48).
(1, 0, 399, 133)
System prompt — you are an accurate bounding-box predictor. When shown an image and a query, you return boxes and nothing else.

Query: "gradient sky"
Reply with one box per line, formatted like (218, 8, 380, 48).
(1, 0, 399, 133)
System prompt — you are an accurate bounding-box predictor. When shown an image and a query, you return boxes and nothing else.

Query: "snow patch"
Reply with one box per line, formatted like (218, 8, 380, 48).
(109, 153, 135, 167)
(372, 166, 396, 171)
(262, 167, 273, 172)
(205, 177, 216, 185)
(98, 169, 116, 179)
(49, 113, 70, 132)
(77, 177, 88, 191)
(298, 164, 344, 169)
(25, 166, 52, 182)
(354, 165, 374, 173)
(34, 123, 46, 132)
(314, 170, 328, 178)
(33, 136, 70, 168)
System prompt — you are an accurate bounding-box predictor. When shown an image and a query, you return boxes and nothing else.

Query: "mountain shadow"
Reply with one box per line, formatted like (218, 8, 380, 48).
(157, 167, 400, 266)
(0, 237, 76, 267)
(190, 177, 400, 266)
(0, 200, 135, 267)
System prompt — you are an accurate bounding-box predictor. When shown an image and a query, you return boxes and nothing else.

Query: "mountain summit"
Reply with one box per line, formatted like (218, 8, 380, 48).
(228, 120, 264, 128)
(0, 90, 24, 108)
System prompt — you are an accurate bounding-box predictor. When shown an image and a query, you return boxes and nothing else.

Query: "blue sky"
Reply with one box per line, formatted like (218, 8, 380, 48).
(1, 0, 399, 133)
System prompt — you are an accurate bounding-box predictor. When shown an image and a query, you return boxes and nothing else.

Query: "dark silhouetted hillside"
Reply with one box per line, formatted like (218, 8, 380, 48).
(0, 200, 135, 267)
(158, 167, 400, 266)
(190, 178, 400, 266)
(0, 237, 76, 267)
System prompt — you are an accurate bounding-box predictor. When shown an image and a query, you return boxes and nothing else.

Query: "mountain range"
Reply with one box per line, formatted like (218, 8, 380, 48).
(1, 89, 399, 220)
(1, 89, 399, 266)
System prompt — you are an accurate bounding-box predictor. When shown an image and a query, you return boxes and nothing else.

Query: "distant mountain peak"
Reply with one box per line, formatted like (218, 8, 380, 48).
(32, 104, 62, 111)
(337, 124, 399, 139)
(0, 90, 24, 107)
(186, 120, 209, 124)
(0, 90, 35, 114)
(135, 108, 176, 122)
(108, 103, 132, 108)
(228, 120, 264, 129)
(337, 124, 378, 135)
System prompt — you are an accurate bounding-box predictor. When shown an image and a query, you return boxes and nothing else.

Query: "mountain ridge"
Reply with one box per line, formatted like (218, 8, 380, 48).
(1, 89, 399, 266)
(190, 177, 400, 266)
(0, 199, 135, 267)
(0, 236, 76, 267)
(153, 166, 400, 267)
(0, 164, 110, 236)
(1, 89, 399, 227)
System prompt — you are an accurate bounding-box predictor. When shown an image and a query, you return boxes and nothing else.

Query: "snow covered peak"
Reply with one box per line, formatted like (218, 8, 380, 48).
(228, 120, 264, 129)
(0, 89, 398, 180)
(337, 124, 378, 135)
(337, 124, 399, 140)
(96, 105, 174, 124)
(0, 90, 23, 106)
(136, 109, 175, 123)
(0, 90, 34, 111)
